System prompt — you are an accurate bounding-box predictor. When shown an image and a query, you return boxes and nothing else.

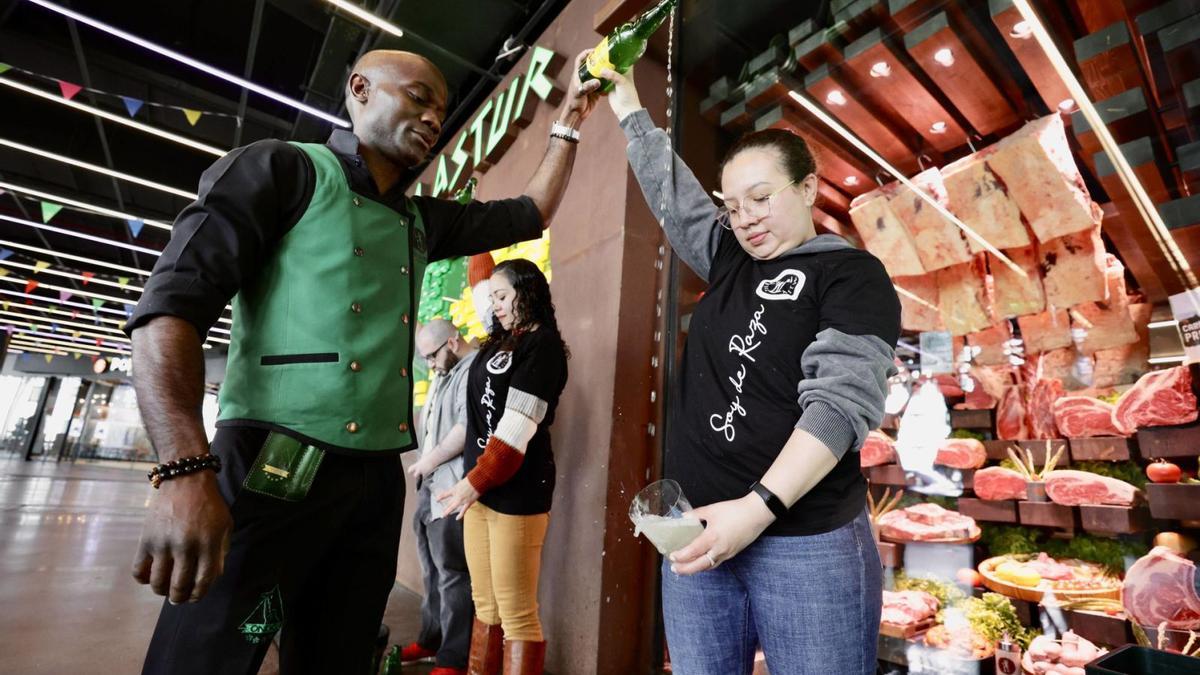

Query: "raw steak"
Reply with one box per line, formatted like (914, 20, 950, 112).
(888, 168, 972, 271)
(941, 150, 1030, 253)
(1017, 309, 1073, 355)
(985, 114, 1102, 242)
(1028, 378, 1066, 439)
(1113, 366, 1199, 431)
(973, 466, 1027, 500)
(1052, 396, 1131, 438)
(860, 431, 897, 468)
(989, 245, 1046, 318)
(1044, 469, 1140, 506)
(849, 187, 925, 277)
(967, 321, 1013, 366)
(894, 272, 944, 331)
(881, 590, 939, 626)
(1122, 546, 1200, 630)
(937, 258, 993, 336)
(877, 503, 978, 542)
(935, 438, 987, 469)
(1040, 225, 1108, 308)
(1093, 303, 1152, 388)
(1073, 255, 1138, 354)
(996, 385, 1030, 440)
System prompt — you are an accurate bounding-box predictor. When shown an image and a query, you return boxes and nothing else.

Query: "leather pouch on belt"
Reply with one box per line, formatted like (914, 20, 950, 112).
(243, 432, 325, 501)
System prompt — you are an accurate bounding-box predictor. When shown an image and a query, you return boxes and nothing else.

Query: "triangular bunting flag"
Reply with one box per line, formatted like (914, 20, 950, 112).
(57, 80, 83, 101)
(90, 355, 98, 364)
(59, 291, 72, 302)
(32, 324, 42, 333)
(72, 331, 81, 339)
(41, 202, 63, 222)
(0, 63, 11, 75)
(127, 219, 145, 238)
(2, 301, 9, 311)
(0, 269, 7, 278)
(95, 339, 102, 346)
(81, 271, 94, 285)
(0, 248, 12, 260)
(70, 310, 78, 319)
(117, 277, 130, 289)
(120, 96, 144, 117)
(91, 298, 104, 309)
(33, 260, 51, 273)
(182, 108, 203, 126)
(24, 280, 38, 294)
(51, 323, 59, 332)
(44, 353, 54, 364)
(74, 353, 82, 360)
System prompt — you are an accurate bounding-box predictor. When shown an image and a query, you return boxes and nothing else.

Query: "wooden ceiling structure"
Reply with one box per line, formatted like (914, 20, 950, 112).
(697, 0, 1199, 304)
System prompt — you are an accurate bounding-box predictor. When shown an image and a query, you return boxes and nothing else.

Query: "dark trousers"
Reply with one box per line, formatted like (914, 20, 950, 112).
(413, 483, 473, 668)
(142, 427, 406, 675)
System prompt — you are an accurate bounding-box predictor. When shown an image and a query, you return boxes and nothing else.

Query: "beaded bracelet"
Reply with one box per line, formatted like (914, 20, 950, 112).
(147, 453, 222, 489)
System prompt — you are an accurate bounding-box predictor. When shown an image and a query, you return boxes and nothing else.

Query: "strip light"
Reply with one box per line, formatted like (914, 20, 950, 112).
(1010, 0, 1198, 298)
(0, 288, 127, 318)
(0, 239, 149, 276)
(0, 77, 226, 157)
(1148, 355, 1186, 365)
(0, 274, 234, 327)
(26, 0, 352, 129)
(10, 329, 128, 352)
(0, 213, 162, 256)
(324, 0, 405, 37)
(0, 138, 198, 199)
(0, 181, 172, 231)
(9, 339, 104, 356)
(2, 309, 127, 337)
(1147, 319, 1179, 329)
(3, 259, 146, 292)
(785, 90, 1025, 278)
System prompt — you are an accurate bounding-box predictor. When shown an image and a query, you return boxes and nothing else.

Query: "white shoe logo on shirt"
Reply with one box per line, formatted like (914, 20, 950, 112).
(756, 269, 806, 301)
(486, 351, 513, 374)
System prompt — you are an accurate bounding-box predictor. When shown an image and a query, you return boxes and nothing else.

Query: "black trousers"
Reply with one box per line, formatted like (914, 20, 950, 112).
(142, 427, 406, 675)
(413, 483, 473, 668)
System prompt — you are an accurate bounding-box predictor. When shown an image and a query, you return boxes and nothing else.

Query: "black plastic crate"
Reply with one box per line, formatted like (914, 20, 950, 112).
(1085, 644, 1200, 675)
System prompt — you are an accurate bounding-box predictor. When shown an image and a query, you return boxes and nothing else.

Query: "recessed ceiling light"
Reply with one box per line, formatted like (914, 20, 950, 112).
(930, 121, 947, 134)
(1011, 21, 1033, 39)
(825, 90, 847, 106)
(843, 176, 859, 186)
(870, 61, 892, 78)
(933, 48, 955, 67)
(1058, 98, 1076, 112)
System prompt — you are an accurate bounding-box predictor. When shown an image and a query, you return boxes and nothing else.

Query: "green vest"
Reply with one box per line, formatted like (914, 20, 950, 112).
(218, 142, 427, 451)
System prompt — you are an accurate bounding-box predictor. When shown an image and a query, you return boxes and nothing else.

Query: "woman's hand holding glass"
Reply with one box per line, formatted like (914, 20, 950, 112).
(667, 493, 776, 575)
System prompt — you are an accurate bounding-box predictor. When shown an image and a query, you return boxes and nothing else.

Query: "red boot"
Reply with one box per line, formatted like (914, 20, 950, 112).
(431, 668, 469, 675)
(398, 642, 437, 663)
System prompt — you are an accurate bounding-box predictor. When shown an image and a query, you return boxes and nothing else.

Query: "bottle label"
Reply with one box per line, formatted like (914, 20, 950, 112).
(586, 37, 615, 78)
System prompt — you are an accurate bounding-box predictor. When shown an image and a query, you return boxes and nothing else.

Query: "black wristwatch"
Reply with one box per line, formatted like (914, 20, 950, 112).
(749, 481, 788, 520)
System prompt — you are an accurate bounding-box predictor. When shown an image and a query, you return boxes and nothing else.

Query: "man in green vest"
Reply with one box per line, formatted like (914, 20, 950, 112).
(125, 49, 602, 675)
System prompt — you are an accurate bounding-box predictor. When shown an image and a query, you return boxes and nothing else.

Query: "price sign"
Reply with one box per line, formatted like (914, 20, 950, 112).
(1169, 289, 1200, 365)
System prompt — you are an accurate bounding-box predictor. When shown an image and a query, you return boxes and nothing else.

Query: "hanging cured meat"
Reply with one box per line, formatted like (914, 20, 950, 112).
(989, 245, 1046, 318)
(849, 186, 925, 277)
(967, 321, 1013, 366)
(894, 272, 944, 332)
(1072, 255, 1138, 354)
(941, 150, 1030, 253)
(888, 168, 972, 272)
(937, 257, 993, 336)
(1017, 309, 1073, 355)
(1039, 224, 1108, 308)
(1093, 304, 1152, 387)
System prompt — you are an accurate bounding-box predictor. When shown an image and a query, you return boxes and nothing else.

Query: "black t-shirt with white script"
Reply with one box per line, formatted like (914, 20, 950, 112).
(668, 231, 900, 536)
(464, 328, 568, 515)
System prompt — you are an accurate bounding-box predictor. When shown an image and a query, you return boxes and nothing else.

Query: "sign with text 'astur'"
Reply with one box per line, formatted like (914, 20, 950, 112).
(417, 46, 565, 199)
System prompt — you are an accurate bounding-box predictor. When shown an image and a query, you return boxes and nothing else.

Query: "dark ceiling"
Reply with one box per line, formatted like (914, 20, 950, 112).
(0, 0, 565, 352)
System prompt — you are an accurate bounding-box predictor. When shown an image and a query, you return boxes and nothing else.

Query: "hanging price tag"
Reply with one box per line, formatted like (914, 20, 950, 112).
(1169, 288, 1200, 365)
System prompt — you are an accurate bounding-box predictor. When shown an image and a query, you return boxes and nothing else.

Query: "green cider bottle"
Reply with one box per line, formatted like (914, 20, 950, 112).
(452, 176, 477, 204)
(579, 0, 677, 94)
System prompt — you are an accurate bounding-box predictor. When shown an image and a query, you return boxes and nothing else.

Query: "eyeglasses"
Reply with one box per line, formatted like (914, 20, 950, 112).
(717, 179, 796, 230)
(420, 337, 450, 363)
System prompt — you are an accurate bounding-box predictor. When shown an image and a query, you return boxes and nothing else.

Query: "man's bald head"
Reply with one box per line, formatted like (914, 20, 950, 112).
(344, 50, 448, 169)
(417, 318, 458, 352)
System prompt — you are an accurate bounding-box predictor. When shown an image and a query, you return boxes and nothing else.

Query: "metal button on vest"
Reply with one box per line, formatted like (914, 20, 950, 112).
(398, 422, 409, 433)
(353, 247, 364, 257)
(346, 421, 360, 433)
(401, 314, 410, 325)
(352, 196, 362, 207)
(400, 265, 408, 275)
(350, 360, 362, 372)
(351, 302, 362, 313)
(400, 367, 408, 378)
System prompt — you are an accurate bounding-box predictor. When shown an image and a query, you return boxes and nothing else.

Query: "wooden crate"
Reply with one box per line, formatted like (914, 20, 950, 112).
(1137, 419, 1200, 459)
(958, 497, 1019, 523)
(1079, 504, 1154, 534)
(1146, 483, 1200, 520)
(1019, 500, 1080, 530)
(1069, 436, 1139, 462)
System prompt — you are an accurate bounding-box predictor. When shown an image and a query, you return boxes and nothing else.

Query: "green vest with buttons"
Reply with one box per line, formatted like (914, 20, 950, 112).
(218, 142, 426, 451)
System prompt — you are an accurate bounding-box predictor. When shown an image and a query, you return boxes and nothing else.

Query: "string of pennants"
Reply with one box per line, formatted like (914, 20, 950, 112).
(0, 62, 242, 128)
(0, 247, 139, 319)
(2, 186, 152, 238)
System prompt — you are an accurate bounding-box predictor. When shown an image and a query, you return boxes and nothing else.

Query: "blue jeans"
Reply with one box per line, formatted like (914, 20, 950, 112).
(662, 509, 882, 675)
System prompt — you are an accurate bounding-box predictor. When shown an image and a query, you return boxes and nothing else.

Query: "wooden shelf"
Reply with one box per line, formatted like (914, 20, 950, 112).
(959, 497, 1019, 523)
(950, 408, 994, 430)
(1146, 483, 1200, 520)
(1065, 609, 1134, 648)
(1069, 436, 1139, 462)
(1018, 500, 1080, 530)
(868, 464, 909, 487)
(1137, 419, 1200, 459)
(1079, 504, 1154, 534)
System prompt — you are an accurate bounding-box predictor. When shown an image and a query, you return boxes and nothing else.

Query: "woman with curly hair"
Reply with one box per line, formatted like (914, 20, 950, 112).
(438, 258, 569, 675)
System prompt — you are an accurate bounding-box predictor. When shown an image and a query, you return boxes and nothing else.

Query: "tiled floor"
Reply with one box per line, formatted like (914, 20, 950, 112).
(0, 455, 432, 674)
